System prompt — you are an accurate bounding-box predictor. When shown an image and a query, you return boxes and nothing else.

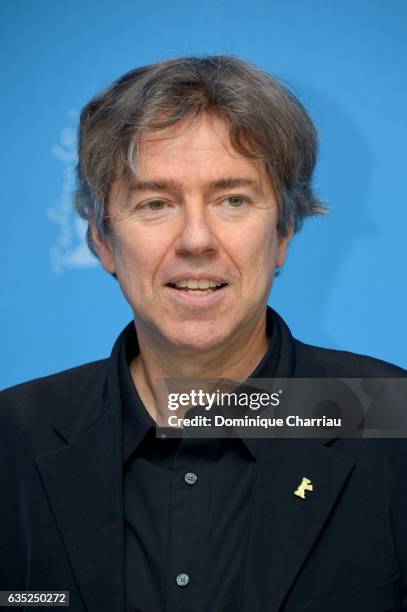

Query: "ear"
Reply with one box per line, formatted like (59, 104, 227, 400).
(276, 226, 293, 268)
(89, 217, 116, 275)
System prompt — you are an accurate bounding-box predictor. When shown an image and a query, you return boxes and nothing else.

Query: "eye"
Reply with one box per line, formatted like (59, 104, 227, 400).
(224, 196, 248, 208)
(142, 200, 167, 211)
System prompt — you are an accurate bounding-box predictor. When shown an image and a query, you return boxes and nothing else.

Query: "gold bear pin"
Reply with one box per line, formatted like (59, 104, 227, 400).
(294, 477, 314, 499)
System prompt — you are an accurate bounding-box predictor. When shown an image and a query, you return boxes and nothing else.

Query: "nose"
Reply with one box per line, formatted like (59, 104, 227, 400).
(175, 204, 218, 256)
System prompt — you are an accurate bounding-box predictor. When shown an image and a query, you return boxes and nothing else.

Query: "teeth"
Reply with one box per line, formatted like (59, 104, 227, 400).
(173, 279, 223, 289)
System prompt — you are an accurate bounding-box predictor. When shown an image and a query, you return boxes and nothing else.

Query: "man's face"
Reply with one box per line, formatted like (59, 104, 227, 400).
(94, 114, 291, 352)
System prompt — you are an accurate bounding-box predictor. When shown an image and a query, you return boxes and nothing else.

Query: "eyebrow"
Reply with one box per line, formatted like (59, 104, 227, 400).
(127, 177, 263, 194)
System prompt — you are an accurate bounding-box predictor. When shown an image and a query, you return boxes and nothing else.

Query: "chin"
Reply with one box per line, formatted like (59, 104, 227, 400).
(163, 321, 231, 354)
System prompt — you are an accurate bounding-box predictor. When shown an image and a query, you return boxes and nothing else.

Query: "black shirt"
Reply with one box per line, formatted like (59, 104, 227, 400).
(120, 309, 287, 612)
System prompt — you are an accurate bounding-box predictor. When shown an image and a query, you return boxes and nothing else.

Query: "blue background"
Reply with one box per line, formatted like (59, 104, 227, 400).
(1, 0, 406, 389)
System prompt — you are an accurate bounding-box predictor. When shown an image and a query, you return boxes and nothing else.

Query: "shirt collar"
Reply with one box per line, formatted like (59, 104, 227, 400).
(119, 306, 294, 463)
(119, 325, 155, 463)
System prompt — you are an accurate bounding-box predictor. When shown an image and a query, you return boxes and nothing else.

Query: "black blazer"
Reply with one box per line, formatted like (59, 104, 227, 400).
(1, 311, 406, 612)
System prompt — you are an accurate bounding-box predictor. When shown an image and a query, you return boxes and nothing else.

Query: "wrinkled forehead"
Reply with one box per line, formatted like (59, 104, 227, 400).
(118, 113, 272, 192)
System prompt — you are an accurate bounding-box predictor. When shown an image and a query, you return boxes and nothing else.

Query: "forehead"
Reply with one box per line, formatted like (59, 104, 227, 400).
(133, 114, 269, 187)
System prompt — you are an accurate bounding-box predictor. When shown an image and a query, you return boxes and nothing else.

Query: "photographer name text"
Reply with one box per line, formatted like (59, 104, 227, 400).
(167, 415, 342, 429)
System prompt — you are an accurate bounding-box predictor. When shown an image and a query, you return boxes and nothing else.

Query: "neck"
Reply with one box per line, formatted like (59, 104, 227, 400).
(129, 311, 269, 422)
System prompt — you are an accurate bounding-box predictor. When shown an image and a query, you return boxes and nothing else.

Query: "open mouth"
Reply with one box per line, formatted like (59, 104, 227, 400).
(166, 280, 228, 295)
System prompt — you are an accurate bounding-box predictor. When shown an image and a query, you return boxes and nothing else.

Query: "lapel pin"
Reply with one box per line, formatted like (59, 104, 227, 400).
(294, 477, 314, 499)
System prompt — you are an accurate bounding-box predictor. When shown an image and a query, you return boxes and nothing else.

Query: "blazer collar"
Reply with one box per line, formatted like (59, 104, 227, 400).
(35, 327, 129, 612)
(242, 437, 355, 611)
(239, 312, 355, 610)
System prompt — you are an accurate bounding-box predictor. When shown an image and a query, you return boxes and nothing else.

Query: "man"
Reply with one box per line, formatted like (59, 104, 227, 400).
(1, 56, 406, 611)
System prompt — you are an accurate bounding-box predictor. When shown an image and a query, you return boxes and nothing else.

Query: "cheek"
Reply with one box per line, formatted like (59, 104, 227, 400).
(112, 227, 169, 289)
(230, 220, 279, 280)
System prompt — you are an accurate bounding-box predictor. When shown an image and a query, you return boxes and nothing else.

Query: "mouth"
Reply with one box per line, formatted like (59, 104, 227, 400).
(165, 278, 229, 303)
(166, 279, 228, 295)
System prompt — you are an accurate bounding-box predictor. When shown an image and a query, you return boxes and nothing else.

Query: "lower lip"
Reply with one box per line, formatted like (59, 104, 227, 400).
(165, 285, 228, 306)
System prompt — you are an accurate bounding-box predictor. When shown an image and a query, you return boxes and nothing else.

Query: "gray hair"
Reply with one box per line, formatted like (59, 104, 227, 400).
(75, 55, 326, 258)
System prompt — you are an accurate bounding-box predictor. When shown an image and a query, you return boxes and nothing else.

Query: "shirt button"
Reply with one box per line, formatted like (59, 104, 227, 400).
(176, 573, 190, 587)
(184, 472, 198, 485)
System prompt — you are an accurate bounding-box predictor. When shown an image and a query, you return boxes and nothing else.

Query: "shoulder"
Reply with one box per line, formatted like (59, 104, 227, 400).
(0, 360, 109, 429)
(294, 339, 407, 378)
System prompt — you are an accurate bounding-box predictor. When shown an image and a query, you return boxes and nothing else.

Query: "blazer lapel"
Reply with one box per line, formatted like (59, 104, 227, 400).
(36, 397, 124, 612)
(243, 438, 355, 612)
